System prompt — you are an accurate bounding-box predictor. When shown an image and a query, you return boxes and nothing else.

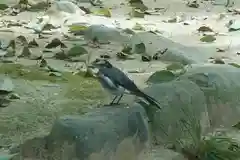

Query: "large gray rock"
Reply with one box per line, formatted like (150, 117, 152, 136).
(140, 64, 240, 150)
(51, 1, 86, 14)
(139, 80, 208, 149)
(129, 32, 216, 64)
(84, 25, 129, 44)
(45, 104, 149, 160)
(179, 64, 240, 128)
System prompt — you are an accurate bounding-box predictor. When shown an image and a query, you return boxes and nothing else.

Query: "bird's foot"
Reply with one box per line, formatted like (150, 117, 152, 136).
(109, 102, 121, 106)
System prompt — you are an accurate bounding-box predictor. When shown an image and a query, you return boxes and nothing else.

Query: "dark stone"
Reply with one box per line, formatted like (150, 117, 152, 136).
(46, 104, 149, 160)
(138, 80, 207, 146)
(141, 55, 151, 62)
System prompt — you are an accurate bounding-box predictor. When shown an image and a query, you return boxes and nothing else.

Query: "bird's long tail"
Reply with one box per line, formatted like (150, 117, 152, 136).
(135, 91, 161, 109)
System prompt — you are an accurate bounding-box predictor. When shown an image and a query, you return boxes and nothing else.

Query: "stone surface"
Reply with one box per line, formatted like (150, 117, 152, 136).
(129, 32, 216, 63)
(0, 76, 14, 94)
(84, 25, 129, 44)
(139, 64, 240, 148)
(140, 80, 207, 147)
(179, 64, 240, 128)
(45, 104, 149, 160)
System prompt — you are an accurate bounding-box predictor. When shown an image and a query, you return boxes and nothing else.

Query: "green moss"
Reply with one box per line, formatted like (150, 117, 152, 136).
(62, 72, 104, 99)
(0, 63, 59, 82)
(0, 63, 104, 99)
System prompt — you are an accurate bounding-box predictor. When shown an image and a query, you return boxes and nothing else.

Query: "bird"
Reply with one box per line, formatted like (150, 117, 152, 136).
(90, 59, 161, 109)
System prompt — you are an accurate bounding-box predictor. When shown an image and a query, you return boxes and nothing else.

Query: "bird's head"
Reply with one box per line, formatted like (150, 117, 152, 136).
(91, 59, 112, 68)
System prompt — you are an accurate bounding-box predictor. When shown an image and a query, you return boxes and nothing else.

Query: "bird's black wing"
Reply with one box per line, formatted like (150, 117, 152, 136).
(99, 66, 161, 109)
(99, 67, 140, 93)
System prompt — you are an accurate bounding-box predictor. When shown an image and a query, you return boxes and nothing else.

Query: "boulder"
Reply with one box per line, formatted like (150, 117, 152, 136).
(45, 104, 149, 160)
(140, 64, 240, 149)
(51, 1, 86, 14)
(129, 32, 216, 64)
(138, 79, 208, 149)
(179, 64, 240, 128)
(84, 25, 129, 44)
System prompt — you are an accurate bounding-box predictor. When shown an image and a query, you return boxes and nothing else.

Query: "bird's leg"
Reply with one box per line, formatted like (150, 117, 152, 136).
(110, 95, 118, 105)
(115, 94, 123, 104)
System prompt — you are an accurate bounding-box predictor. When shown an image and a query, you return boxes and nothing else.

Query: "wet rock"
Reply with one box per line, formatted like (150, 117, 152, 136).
(45, 104, 149, 160)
